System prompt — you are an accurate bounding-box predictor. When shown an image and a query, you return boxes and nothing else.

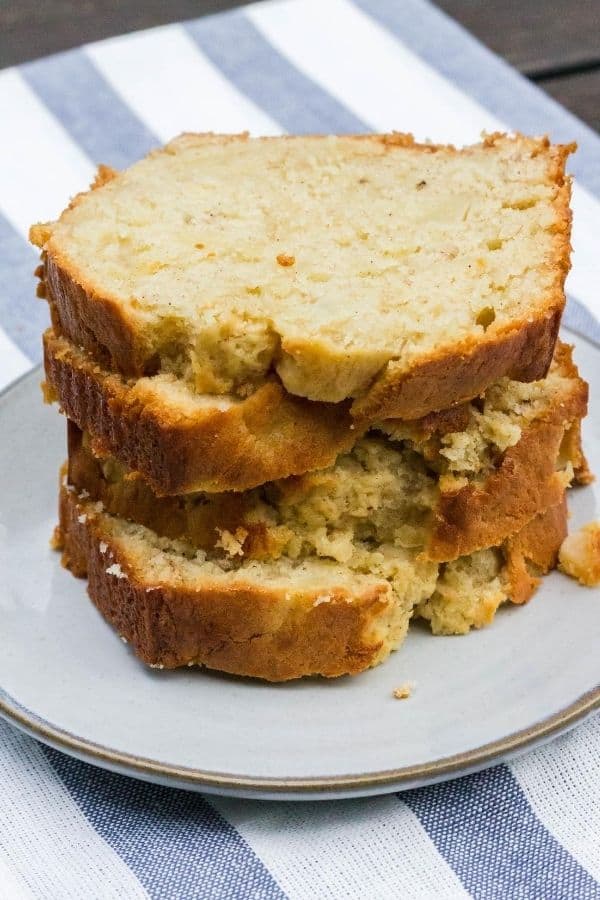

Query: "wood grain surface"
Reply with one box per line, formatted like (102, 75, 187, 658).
(0, 0, 598, 133)
(437, 0, 600, 77)
(542, 68, 600, 134)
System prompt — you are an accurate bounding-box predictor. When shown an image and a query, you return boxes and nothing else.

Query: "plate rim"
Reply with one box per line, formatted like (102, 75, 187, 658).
(1, 683, 599, 795)
(1, 354, 599, 797)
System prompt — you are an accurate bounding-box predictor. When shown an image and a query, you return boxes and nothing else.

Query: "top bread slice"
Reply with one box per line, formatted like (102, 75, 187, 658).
(31, 131, 573, 421)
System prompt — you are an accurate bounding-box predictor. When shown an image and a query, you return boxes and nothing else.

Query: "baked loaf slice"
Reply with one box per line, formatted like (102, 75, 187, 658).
(32, 132, 573, 421)
(65, 342, 587, 560)
(47, 326, 586, 499)
(44, 329, 358, 494)
(58, 483, 567, 681)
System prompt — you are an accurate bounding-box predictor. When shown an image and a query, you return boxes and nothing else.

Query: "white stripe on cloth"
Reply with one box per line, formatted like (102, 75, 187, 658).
(0, 854, 36, 900)
(0, 329, 30, 392)
(0, 721, 149, 900)
(211, 795, 470, 900)
(569, 186, 600, 318)
(510, 712, 600, 883)
(86, 24, 282, 142)
(0, 70, 94, 239)
(248, 0, 600, 324)
(247, 0, 498, 144)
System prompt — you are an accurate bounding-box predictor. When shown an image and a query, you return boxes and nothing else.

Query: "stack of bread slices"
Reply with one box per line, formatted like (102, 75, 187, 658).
(31, 131, 591, 682)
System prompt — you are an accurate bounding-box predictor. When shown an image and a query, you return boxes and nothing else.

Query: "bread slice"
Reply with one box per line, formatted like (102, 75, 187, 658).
(47, 326, 586, 501)
(57, 483, 567, 681)
(44, 329, 358, 494)
(64, 341, 586, 562)
(32, 132, 573, 421)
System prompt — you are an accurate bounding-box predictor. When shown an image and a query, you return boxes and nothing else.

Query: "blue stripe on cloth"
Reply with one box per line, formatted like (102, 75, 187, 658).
(563, 296, 600, 346)
(21, 48, 158, 169)
(403, 765, 600, 900)
(185, 12, 367, 134)
(353, 0, 600, 197)
(0, 215, 48, 361)
(43, 747, 286, 900)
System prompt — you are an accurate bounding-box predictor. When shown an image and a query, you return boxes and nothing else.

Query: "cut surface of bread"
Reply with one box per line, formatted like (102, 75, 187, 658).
(66, 342, 587, 561)
(33, 132, 573, 420)
(417, 497, 567, 634)
(379, 341, 588, 558)
(58, 484, 567, 680)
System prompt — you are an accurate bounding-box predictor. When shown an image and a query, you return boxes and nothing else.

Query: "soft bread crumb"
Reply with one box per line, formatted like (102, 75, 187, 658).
(393, 682, 414, 700)
(215, 527, 248, 557)
(313, 593, 333, 606)
(559, 522, 600, 586)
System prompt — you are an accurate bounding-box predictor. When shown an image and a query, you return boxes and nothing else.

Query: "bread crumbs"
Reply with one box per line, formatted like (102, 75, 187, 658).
(393, 682, 415, 700)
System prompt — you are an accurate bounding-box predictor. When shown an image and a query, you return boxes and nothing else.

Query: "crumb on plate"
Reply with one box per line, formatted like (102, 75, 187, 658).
(393, 682, 414, 700)
(559, 521, 600, 586)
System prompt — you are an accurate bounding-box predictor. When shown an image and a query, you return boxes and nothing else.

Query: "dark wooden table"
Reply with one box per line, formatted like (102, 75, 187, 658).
(1, 0, 599, 133)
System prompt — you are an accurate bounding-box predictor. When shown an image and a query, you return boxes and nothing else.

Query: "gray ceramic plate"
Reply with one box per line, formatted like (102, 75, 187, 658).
(1, 331, 599, 800)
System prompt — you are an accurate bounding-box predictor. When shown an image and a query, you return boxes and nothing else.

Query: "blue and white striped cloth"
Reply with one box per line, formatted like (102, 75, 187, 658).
(1, 1, 600, 896)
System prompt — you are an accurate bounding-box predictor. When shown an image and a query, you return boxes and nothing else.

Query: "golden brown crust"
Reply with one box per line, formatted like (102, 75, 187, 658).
(391, 403, 472, 442)
(34, 132, 573, 422)
(45, 260, 152, 375)
(45, 329, 359, 495)
(67, 421, 275, 556)
(57, 486, 394, 681)
(504, 495, 568, 604)
(352, 308, 564, 422)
